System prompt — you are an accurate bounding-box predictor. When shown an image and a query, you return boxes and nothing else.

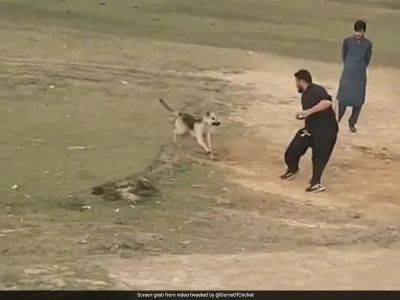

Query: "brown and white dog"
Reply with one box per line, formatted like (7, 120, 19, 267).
(159, 98, 221, 158)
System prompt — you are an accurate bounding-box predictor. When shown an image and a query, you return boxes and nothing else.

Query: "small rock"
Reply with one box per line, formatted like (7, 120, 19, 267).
(68, 146, 91, 151)
(181, 240, 190, 246)
(114, 208, 120, 213)
(192, 184, 204, 188)
(81, 205, 93, 211)
(78, 234, 90, 245)
(11, 184, 19, 190)
(28, 138, 46, 145)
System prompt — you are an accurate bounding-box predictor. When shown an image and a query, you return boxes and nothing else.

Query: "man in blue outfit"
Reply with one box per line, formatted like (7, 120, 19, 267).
(337, 20, 373, 133)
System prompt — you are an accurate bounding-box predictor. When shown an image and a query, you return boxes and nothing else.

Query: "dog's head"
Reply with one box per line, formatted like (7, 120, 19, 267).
(204, 111, 221, 126)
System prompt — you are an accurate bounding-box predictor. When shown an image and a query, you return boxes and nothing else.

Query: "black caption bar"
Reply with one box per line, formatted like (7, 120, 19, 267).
(1, 291, 400, 300)
(137, 291, 255, 299)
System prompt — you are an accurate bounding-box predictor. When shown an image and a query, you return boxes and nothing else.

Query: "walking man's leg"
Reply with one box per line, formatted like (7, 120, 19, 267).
(338, 102, 347, 122)
(281, 129, 311, 179)
(348, 106, 362, 131)
(308, 136, 337, 191)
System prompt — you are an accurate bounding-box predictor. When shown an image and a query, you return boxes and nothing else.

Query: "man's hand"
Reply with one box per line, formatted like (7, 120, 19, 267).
(295, 110, 310, 120)
(296, 100, 332, 120)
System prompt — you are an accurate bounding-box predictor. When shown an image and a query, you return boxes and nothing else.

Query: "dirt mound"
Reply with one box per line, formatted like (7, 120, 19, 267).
(90, 143, 207, 204)
(91, 178, 158, 203)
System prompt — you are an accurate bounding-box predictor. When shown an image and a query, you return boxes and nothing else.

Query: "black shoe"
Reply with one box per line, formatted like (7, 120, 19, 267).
(305, 183, 325, 193)
(349, 126, 357, 133)
(280, 170, 298, 180)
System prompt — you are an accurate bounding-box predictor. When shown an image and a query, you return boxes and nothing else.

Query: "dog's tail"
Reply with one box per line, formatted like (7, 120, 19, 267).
(159, 98, 179, 116)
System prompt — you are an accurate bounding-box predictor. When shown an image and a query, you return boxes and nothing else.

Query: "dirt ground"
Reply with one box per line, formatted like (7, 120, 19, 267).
(0, 0, 400, 290)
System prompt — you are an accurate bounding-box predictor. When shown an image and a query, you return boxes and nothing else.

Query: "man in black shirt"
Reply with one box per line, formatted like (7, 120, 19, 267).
(281, 70, 338, 192)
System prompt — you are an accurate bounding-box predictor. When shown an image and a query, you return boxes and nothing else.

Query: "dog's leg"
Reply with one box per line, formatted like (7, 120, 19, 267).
(206, 133, 215, 160)
(206, 133, 212, 152)
(196, 133, 210, 153)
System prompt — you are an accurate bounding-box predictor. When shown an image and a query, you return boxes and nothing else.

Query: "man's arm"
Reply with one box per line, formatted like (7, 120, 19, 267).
(365, 42, 372, 66)
(304, 100, 332, 116)
(296, 100, 332, 119)
(342, 38, 348, 63)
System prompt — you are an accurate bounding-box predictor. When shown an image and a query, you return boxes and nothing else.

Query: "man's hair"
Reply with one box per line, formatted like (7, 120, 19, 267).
(294, 69, 312, 84)
(354, 20, 367, 32)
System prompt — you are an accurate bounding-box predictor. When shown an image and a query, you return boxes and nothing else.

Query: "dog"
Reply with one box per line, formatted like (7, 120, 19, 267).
(159, 98, 221, 158)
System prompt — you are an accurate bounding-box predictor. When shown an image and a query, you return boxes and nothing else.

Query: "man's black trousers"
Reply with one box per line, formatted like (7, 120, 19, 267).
(284, 129, 337, 186)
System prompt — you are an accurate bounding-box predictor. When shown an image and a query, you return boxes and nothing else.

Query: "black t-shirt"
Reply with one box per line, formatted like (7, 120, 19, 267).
(301, 83, 338, 138)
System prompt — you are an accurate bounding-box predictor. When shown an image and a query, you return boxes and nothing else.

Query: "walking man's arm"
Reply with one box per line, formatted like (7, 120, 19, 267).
(342, 38, 348, 63)
(365, 42, 372, 66)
